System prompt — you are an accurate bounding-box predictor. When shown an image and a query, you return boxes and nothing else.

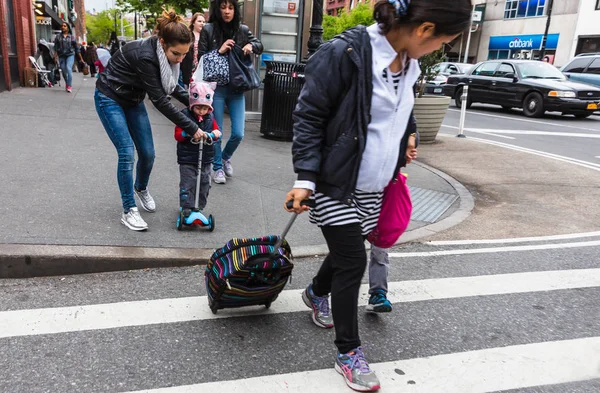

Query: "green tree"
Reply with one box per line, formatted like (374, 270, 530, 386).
(416, 48, 446, 97)
(117, 0, 209, 30)
(86, 9, 134, 45)
(323, 4, 374, 41)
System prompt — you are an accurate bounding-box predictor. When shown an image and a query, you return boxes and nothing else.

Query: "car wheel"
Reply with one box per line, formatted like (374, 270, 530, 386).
(574, 113, 592, 119)
(522, 92, 544, 118)
(454, 87, 472, 109)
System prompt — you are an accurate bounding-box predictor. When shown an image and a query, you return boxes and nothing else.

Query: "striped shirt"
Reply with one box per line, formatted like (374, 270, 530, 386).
(309, 190, 384, 235)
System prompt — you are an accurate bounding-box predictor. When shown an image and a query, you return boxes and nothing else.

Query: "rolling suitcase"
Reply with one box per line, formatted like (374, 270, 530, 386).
(205, 200, 313, 314)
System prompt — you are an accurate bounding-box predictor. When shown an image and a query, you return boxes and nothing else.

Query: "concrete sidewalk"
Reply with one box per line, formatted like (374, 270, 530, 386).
(0, 73, 471, 277)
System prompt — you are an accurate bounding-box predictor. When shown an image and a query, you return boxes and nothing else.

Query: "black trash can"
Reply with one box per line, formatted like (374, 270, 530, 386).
(260, 61, 306, 141)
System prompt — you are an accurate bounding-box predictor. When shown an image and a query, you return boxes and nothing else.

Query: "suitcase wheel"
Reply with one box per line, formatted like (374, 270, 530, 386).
(210, 300, 219, 314)
(264, 300, 272, 309)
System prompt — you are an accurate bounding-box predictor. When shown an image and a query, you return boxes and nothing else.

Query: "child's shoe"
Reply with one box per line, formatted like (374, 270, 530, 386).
(302, 284, 334, 328)
(366, 290, 392, 313)
(182, 208, 192, 218)
(335, 347, 381, 392)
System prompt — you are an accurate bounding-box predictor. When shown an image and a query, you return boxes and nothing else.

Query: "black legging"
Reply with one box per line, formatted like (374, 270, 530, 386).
(312, 223, 367, 354)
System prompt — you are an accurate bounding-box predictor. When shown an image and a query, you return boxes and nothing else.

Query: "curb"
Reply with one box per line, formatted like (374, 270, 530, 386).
(0, 163, 473, 279)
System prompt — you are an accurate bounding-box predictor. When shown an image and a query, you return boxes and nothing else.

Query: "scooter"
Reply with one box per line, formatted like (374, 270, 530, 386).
(176, 132, 217, 232)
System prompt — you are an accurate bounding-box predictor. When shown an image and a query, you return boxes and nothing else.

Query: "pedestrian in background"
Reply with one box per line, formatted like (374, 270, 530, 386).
(85, 42, 99, 77)
(95, 9, 200, 231)
(54, 22, 82, 93)
(198, 0, 263, 185)
(284, 0, 472, 391)
(181, 12, 206, 87)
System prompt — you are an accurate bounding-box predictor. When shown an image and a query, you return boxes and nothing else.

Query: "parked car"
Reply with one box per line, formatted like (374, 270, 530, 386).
(425, 62, 473, 95)
(443, 59, 600, 118)
(561, 54, 600, 88)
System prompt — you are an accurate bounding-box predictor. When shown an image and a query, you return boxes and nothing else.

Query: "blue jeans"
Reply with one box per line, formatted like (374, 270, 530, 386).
(94, 90, 155, 212)
(212, 86, 245, 171)
(58, 55, 74, 86)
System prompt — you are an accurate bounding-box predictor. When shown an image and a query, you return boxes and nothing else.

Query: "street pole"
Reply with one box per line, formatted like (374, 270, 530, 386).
(134, 12, 138, 40)
(302, 0, 324, 62)
(458, 33, 464, 63)
(463, 4, 476, 63)
(457, 86, 469, 138)
(539, 0, 554, 60)
(120, 13, 124, 39)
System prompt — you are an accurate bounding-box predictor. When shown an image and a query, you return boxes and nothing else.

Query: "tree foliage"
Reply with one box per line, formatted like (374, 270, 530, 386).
(417, 48, 446, 97)
(323, 4, 374, 41)
(116, 0, 209, 30)
(86, 9, 134, 45)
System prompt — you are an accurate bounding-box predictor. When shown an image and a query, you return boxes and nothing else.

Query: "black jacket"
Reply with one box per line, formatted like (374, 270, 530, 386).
(292, 26, 418, 204)
(96, 36, 199, 136)
(198, 23, 263, 58)
(176, 109, 216, 166)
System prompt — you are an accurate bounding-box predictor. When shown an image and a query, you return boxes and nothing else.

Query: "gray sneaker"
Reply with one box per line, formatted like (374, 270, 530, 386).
(213, 169, 226, 184)
(335, 347, 381, 392)
(121, 207, 148, 231)
(134, 188, 156, 212)
(223, 159, 233, 177)
(302, 284, 334, 328)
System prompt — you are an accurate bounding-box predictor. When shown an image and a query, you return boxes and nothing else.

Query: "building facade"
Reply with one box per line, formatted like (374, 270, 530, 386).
(571, 0, 600, 56)
(465, 0, 580, 68)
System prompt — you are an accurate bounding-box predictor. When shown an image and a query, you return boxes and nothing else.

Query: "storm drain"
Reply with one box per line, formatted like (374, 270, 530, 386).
(409, 187, 458, 223)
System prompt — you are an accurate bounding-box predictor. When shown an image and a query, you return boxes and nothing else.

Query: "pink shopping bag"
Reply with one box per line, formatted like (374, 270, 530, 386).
(367, 173, 412, 248)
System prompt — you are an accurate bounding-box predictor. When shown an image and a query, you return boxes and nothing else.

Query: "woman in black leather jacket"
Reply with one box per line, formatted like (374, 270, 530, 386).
(198, 0, 263, 185)
(95, 10, 203, 231)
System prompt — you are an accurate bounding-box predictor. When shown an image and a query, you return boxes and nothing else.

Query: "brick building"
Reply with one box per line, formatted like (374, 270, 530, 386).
(326, 0, 370, 16)
(0, 0, 85, 92)
(0, 0, 37, 92)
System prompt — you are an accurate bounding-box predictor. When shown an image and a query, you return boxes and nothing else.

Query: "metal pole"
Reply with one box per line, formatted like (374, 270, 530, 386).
(463, 4, 476, 63)
(302, 0, 324, 62)
(457, 86, 468, 138)
(539, 0, 553, 60)
(120, 13, 124, 38)
(458, 33, 464, 63)
(134, 12, 137, 40)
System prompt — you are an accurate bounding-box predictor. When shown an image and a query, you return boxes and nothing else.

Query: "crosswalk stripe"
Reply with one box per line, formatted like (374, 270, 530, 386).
(388, 240, 600, 258)
(123, 337, 600, 393)
(427, 230, 600, 246)
(1, 269, 598, 339)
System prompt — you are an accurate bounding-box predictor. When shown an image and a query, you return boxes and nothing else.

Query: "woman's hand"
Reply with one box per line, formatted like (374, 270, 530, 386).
(218, 39, 235, 55)
(284, 188, 313, 214)
(242, 43, 253, 56)
(405, 135, 417, 164)
(192, 129, 205, 141)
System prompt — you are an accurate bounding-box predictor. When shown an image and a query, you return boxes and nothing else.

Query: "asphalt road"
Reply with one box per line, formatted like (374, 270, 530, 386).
(440, 102, 600, 168)
(2, 234, 599, 393)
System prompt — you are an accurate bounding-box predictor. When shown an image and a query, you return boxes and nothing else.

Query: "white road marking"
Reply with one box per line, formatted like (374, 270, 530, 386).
(441, 125, 516, 139)
(389, 239, 600, 258)
(1, 269, 599, 339)
(452, 136, 600, 171)
(447, 108, 600, 132)
(444, 126, 600, 139)
(124, 337, 600, 393)
(427, 230, 600, 246)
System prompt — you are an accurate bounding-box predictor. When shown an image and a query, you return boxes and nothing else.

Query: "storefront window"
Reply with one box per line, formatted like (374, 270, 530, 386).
(504, 0, 545, 19)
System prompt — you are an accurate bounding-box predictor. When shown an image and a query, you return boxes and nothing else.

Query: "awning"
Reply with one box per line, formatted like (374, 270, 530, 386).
(34, 1, 64, 28)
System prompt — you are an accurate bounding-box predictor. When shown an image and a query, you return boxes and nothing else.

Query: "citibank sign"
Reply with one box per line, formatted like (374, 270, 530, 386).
(509, 38, 534, 49)
(489, 34, 560, 51)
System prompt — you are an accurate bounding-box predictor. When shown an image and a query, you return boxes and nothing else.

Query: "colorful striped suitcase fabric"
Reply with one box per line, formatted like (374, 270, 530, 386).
(205, 235, 293, 313)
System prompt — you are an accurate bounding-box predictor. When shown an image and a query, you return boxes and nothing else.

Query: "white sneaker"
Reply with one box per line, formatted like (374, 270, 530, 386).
(121, 207, 148, 231)
(213, 169, 226, 184)
(223, 159, 233, 177)
(135, 188, 156, 212)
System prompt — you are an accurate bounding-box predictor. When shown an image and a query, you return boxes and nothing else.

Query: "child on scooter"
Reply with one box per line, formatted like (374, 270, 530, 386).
(174, 80, 221, 223)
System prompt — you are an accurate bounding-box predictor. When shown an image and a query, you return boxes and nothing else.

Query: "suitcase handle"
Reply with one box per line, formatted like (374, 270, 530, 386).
(273, 199, 315, 253)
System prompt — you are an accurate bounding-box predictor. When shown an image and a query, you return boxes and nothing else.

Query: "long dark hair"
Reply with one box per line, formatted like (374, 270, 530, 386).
(208, 0, 241, 41)
(374, 0, 472, 36)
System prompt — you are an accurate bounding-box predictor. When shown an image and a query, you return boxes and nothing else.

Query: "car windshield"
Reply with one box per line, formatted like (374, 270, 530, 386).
(517, 62, 566, 80)
(457, 64, 473, 73)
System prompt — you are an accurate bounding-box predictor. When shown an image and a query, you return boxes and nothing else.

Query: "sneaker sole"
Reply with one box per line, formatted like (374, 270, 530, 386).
(302, 289, 334, 329)
(334, 363, 381, 392)
(365, 303, 392, 313)
(121, 218, 148, 231)
(134, 192, 156, 212)
(213, 178, 226, 184)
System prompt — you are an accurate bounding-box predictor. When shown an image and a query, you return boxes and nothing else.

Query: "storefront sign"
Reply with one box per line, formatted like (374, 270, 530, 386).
(489, 34, 560, 50)
(472, 4, 486, 25)
(36, 16, 52, 25)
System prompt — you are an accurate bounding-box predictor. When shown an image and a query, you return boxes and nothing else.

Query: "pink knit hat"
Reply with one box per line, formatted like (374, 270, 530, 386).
(189, 79, 217, 112)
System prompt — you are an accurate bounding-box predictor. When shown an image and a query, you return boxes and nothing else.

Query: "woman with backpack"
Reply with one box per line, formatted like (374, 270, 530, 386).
(198, 0, 263, 185)
(284, 0, 472, 391)
(54, 22, 83, 93)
